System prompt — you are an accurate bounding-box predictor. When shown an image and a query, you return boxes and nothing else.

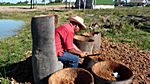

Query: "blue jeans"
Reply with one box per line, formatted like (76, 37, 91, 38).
(58, 51, 80, 68)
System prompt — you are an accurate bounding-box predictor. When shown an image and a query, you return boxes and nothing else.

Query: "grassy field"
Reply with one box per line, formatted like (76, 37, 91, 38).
(0, 7, 150, 83)
(96, 0, 114, 5)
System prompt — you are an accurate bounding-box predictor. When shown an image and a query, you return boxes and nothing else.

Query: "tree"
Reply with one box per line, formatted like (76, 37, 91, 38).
(30, 0, 34, 9)
(55, 0, 63, 3)
(24, 0, 29, 4)
(114, 0, 125, 6)
(42, 0, 45, 2)
(49, 0, 53, 3)
(17, 0, 29, 4)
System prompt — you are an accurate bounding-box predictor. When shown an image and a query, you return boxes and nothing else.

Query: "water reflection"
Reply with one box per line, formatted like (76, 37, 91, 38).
(0, 19, 24, 39)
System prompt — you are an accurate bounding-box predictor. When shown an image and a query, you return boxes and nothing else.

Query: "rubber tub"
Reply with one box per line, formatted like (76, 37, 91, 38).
(91, 61, 133, 84)
(82, 56, 104, 69)
(49, 68, 94, 84)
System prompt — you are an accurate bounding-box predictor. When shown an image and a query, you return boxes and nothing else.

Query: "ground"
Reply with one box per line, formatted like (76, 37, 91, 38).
(4, 37, 150, 84)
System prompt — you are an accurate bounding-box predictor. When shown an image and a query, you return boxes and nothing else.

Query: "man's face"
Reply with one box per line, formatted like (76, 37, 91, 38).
(74, 25, 80, 32)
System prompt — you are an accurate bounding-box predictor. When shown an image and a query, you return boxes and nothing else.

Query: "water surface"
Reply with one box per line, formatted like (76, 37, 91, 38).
(0, 19, 24, 39)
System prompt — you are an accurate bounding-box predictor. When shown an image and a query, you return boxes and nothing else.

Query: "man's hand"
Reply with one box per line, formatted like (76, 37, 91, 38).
(79, 52, 88, 58)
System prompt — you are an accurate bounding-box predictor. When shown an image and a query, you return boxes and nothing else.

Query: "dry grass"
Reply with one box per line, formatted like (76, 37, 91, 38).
(0, 5, 65, 12)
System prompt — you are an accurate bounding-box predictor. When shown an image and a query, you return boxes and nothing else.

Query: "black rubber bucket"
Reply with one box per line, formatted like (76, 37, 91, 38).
(82, 56, 104, 69)
(73, 35, 94, 54)
(49, 68, 94, 84)
(91, 61, 133, 84)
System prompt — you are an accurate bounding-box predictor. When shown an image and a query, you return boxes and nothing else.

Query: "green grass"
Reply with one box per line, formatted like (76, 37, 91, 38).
(106, 29, 150, 50)
(0, 3, 30, 6)
(0, 7, 150, 83)
(0, 22, 32, 66)
(0, 12, 33, 83)
(96, 0, 114, 5)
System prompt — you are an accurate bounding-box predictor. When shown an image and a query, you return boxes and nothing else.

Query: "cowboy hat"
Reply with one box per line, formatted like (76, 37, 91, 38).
(68, 16, 86, 29)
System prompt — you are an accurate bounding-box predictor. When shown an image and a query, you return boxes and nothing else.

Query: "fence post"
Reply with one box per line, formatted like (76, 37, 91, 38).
(31, 15, 63, 84)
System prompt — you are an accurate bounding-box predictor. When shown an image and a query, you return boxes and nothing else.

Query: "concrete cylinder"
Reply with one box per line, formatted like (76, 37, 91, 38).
(31, 15, 63, 84)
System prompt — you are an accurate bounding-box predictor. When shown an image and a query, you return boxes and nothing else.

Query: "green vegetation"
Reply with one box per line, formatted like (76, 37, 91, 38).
(0, 7, 150, 83)
(96, 0, 114, 5)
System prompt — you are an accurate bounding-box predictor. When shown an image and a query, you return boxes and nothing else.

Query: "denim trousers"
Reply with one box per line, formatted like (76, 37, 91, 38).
(58, 51, 80, 68)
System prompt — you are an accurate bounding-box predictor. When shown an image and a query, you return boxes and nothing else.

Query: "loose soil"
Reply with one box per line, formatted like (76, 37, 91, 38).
(91, 61, 118, 81)
(48, 68, 93, 84)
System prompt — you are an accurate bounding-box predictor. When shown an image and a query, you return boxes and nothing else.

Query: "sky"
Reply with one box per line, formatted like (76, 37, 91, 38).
(0, 0, 138, 4)
(0, 0, 76, 3)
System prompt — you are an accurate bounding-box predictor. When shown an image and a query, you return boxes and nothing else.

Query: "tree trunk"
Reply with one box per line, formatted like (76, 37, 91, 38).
(31, 15, 63, 84)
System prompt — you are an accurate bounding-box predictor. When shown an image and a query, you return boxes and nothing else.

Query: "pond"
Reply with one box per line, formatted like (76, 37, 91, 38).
(0, 19, 24, 39)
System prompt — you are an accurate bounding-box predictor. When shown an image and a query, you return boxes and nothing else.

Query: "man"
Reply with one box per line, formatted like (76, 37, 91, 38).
(55, 16, 87, 68)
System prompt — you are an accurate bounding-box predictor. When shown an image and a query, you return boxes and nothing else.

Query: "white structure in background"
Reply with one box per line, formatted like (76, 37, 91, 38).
(127, 0, 150, 5)
(94, 5, 114, 9)
(75, 0, 114, 9)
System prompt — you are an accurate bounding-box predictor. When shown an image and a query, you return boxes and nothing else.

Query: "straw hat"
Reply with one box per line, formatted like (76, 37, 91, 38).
(68, 16, 86, 29)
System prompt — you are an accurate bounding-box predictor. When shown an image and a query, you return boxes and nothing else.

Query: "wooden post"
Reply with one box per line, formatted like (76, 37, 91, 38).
(83, 0, 86, 11)
(69, 0, 71, 9)
(65, 0, 68, 9)
(79, 0, 81, 10)
(31, 15, 63, 84)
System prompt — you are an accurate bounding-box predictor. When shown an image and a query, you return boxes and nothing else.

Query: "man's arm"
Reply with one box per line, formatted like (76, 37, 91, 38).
(73, 43, 82, 52)
(67, 44, 87, 57)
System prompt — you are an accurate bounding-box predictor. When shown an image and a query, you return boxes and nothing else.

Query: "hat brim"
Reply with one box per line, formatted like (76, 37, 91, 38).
(69, 17, 86, 29)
